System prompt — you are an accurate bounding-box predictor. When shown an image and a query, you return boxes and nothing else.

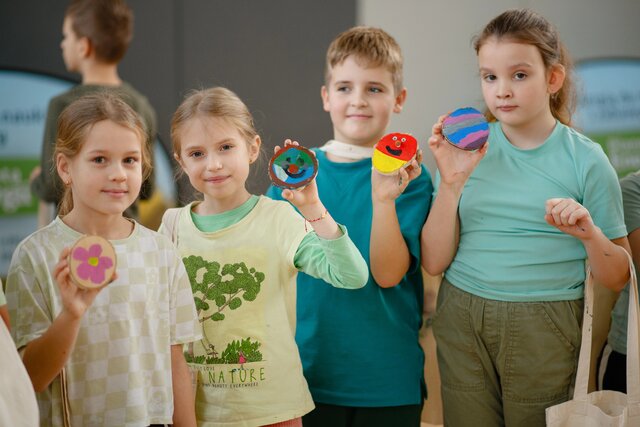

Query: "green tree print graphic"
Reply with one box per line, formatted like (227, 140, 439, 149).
(187, 337, 262, 365)
(221, 338, 262, 364)
(182, 255, 264, 322)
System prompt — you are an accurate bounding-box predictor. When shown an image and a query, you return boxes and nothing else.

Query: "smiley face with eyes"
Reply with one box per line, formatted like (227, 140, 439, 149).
(269, 145, 318, 189)
(372, 132, 417, 174)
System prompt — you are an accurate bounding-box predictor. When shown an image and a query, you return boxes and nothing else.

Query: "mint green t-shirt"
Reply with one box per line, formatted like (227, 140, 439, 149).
(441, 121, 627, 302)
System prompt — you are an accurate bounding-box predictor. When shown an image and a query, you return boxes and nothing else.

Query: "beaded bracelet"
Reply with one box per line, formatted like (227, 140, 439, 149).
(304, 209, 328, 231)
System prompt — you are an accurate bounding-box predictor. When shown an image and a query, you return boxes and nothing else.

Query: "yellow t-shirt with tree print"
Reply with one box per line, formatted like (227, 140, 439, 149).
(164, 197, 314, 427)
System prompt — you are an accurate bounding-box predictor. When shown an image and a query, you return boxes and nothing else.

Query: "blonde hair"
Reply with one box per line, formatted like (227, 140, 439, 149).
(473, 9, 576, 126)
(55, 92, 150, 215)
(171, 87, 258, 161)
(325, 26, 404, 94)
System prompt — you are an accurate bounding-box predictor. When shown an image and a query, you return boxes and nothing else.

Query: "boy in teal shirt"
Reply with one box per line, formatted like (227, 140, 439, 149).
(267, 26, 432, 426)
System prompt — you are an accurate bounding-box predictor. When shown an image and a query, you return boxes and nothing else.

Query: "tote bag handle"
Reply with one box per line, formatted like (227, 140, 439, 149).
(573, 251, 640, 406)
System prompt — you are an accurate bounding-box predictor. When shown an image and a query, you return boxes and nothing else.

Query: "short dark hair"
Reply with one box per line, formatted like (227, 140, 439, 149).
(65, 0, 133, 63)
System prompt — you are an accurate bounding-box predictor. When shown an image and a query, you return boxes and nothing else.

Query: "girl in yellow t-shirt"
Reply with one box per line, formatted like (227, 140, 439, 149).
(161, 86, 368, 427)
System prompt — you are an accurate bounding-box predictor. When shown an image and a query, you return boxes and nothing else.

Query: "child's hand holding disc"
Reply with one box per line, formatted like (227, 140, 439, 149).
(68, 235, 117, 289)
(372, 133, 418, 174)
(269, 144, 318, 189)
(442, 107, 489, 151)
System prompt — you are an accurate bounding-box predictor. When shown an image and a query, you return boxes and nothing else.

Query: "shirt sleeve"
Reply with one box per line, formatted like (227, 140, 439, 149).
(158, 208, 181, 243)
(168, 248, 202, 344)
(293, 224, 368, 289)
(582, 145, 627, 239)
(5, 252, 54, 350)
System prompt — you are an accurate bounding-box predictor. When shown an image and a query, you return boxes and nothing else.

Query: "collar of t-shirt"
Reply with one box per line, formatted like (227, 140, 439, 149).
(190, 195, 260, 233)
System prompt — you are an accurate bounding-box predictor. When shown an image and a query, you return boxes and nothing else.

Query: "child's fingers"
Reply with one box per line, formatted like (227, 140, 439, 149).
(409, 161, 422, 179)
(283, 139, 299, 147)
(54, 264, 73, 294)
(58, 247, 71, 262)
(273, 145, 282, 154)
(53, 264, 67, 286)
(544, 213, 555, 227)
(398, 168, 410, 190)
(53, 247, 71, 277)
(431, 114, 448, 134)
(568, 207, 590, 226)
(476, 141, 489, 156)
(428, 134, 442, 149)
(399, 166, 409, 180)
(469, 142, 489, 166)
(546, 198, 588, 227)
(404, 160, 422, 181)
(545, 197, 565, 211)
(281, 188, 293, 201)
(547, 198, 572, 225)
(547, 198, 573, 212)
(405, 151, 423, 172)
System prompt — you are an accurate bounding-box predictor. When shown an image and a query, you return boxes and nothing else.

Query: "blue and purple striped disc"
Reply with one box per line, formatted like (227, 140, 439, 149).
(442, 107, 489, 151)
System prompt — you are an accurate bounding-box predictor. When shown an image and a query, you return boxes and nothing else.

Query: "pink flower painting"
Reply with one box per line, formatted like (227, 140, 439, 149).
(72, 244, 114, 285)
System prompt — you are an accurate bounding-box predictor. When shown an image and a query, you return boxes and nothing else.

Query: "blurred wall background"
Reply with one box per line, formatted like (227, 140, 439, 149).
(2, 0, 639, 191)
(1, 2, 639, 424)
(0, 0, 355, 199)
(359, 0, 640, 173)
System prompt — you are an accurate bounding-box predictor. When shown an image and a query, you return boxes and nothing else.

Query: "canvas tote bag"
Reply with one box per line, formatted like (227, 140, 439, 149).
(546, 252, 640, 426)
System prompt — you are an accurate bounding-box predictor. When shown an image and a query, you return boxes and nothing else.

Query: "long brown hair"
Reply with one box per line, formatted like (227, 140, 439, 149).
(473, 9, 576, 125)
(55, 92, 150, 215)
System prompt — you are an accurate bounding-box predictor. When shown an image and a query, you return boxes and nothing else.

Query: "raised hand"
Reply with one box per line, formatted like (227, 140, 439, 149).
(429, 115, 488, 187)
(372, 151, 423, 203)
(273, 139, 322, 211)
(54, 247, 113, 320)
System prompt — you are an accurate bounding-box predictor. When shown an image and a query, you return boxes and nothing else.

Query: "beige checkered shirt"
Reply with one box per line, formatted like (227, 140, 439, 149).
(6, 218, 201, 426)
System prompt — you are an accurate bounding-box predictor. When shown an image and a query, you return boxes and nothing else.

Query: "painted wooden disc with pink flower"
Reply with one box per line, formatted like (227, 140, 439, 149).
(68, 235, 116, 289)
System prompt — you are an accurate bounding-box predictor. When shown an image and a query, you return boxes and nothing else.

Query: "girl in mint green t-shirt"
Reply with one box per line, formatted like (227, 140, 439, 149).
(421, 9, 631, 426)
